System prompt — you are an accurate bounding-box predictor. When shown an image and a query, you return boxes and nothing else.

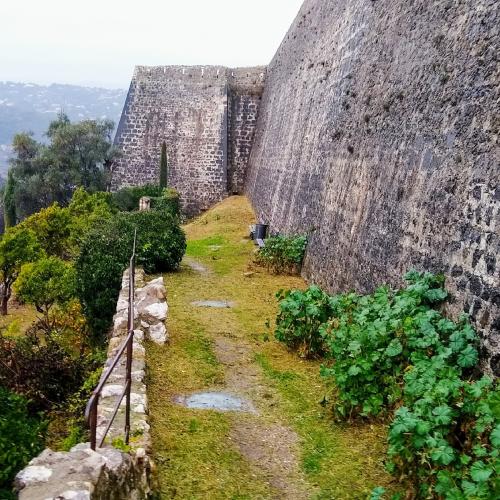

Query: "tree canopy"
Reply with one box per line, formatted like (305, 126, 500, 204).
(14, 256, 76, 331)
(4, 113, 117, 223)
(0, 226, 43, 315)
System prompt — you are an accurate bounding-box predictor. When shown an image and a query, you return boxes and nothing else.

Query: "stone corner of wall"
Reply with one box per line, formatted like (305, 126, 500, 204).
(14, 268, 169, 499)
(14, 444, 154, 500)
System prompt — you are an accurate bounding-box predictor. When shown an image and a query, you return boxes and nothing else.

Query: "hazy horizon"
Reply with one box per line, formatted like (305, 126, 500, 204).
(0, 0, 304, 89)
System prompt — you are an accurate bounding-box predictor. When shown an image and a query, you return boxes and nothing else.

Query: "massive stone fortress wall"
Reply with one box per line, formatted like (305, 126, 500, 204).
(112, 65, 264, 216)
(245, 0, 500, 373)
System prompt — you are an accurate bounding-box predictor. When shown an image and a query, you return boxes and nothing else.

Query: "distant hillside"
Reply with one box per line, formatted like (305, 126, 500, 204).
(0, 82, 127, 177)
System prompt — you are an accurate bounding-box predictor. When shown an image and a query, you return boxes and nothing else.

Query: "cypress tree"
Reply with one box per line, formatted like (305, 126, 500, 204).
(3, 170, 17, 228)
(159, 141, 168, 188)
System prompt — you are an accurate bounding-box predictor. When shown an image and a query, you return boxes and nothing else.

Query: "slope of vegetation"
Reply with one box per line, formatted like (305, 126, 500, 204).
(0, 115, 186, 493)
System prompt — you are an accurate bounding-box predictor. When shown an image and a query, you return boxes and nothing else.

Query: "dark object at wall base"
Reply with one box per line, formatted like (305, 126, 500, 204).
(254, 223, 269, 241)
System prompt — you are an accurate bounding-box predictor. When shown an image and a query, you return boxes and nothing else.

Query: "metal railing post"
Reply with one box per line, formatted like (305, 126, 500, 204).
(89, 397, 97, 450)
(85, 229, 138, 450)
(125, 229, 136, 445)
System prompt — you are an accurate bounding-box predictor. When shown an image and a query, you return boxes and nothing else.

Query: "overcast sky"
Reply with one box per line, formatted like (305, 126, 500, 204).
(0, 0, 304, 89)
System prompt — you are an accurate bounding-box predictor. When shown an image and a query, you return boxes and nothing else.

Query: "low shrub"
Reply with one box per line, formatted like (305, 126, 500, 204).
(76, 209, 185, 340)
(320, 272, 451, 418)
(275, 286, 334, 357)
(111, 184, 164, 212)
(256, 234, 307, 274)
(0, 334, 88, 412)
(0, 386, 45, 492)
(274, 271, 500, 498)
(128, 209, 186, 273)
(386, 371, 499, 499)
(149, 188, 181, 217)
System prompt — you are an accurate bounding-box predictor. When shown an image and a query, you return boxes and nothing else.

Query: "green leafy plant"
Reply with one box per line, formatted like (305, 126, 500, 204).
(256, 234, 307, 274)
(76, 209, 185, 341)
(67, 187, 114, 252)
(129, 209, 186, 273)
(0, 386, 45, 491)
(275, 286, 333, 357)
(0, 226, 43, 315)
(111, 437, 131, 453)
(320, 272, 450, 418)
(149, 188, 180, 217)
(275, 271, 500, 497)
(16, 204, 73, 259)
(14, 257, 76, 332)
(386, 352, 499, 498)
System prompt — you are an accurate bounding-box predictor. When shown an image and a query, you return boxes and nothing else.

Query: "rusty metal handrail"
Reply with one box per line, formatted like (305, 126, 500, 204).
(85, 229, 137, 450)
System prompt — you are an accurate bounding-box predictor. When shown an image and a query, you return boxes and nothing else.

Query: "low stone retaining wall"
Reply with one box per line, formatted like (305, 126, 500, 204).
(14, 269, 167, 499)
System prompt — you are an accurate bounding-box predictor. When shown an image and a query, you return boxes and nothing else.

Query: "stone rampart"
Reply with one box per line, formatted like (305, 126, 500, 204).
(244, 0, 499, 373)
(112, 66, 265, 216)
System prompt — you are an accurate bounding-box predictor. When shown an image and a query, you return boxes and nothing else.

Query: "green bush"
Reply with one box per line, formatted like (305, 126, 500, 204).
(0, 335, 88, 412)
(76, 209, 185, 340)
(386, 373, 499, 499)
(256, 234, 307, 274)
(14, 257, 76, 332)
(128, 209, 186, 273)
(111, 184, 164, 212)
(0, 226, 44, 315)
(17, 204, 72, 259)
(0, 386, 45, 491)
(275, 271, 500, 498)
(75, 216, 132, 340)
(320, 272, 450, 418)
(67, 187, 114, 252)
(275, 286, 334, 358)
(149, 188, 180, 217)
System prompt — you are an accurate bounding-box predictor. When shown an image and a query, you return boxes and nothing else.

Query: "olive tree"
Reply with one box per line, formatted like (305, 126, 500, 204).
(0, 227, 43, 315)
(14, 256, 76, 332)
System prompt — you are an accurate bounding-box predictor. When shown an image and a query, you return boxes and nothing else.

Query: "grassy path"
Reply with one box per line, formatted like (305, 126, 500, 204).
(147, 196, 394, 499)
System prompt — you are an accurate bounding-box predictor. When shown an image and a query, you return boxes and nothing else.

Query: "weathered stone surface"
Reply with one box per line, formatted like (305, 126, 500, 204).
(143, 302, 168, 322)
(173, 391, 255, 413)
(149, 322, 168, 344)
(245, 0, 499, 373)
(15, 465, 53, 486)
(136, 280, 166, 305)
(190, 300, 235, 308)
(15, 446, 153, 500)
